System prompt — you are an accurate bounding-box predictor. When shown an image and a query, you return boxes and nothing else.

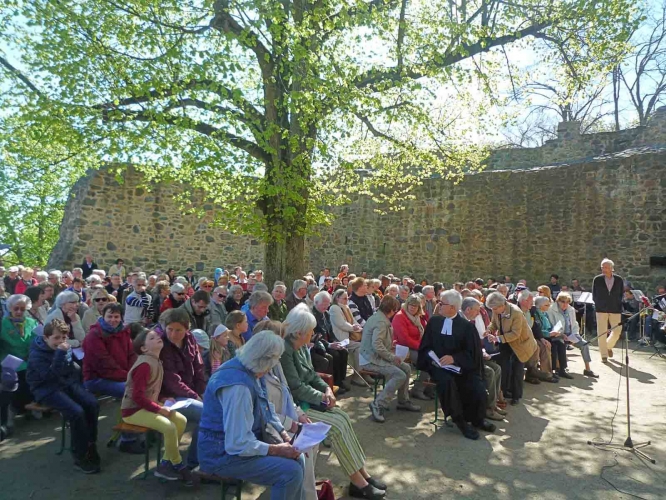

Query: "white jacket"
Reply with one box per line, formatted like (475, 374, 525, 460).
(329, 304, 358, 341)
(546, 302, 579, 337)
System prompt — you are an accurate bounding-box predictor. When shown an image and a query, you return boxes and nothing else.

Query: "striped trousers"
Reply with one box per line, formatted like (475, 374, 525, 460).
(306, 407, 366, 476)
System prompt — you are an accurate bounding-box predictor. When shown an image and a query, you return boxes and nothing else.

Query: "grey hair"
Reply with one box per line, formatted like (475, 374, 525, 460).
(307, 284, 320, 297)
(87, 275, 102, 284)
(284, 303, 317, 341)
(48, 270, 62, 279)
(170, 283, 185, 294)
(229, 284, 243, 294)
(440, 290, 463, 310)
(387, 284, 399, 293)
(292, 279, 307, 292)
(601, 258, 614, 269)
(248, 290, 274, 308)
(35, 271, 48, 282)
(399, 285, 410, 293)
(486, 292, 507, 309)
(422, 285, 434, 295)
(55, 291, 80, 308)
(313, 291, 332, 307)
(331, 288, 348, 304)
(273, 281, 287, 292)
(517, 290, 532, 303)
(461, 297, 482, 312)
(7, 294, 32, 311)
(236, 330, 285, 374)
(253, 283, 268, 293)
(535, 296, 551, 308)
(72, 267, 83, 273)
(62, 271, 73, 279)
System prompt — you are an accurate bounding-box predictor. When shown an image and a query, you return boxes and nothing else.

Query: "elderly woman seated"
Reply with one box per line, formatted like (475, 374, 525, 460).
(311, 291, 350, 393)
(198, 331, 307, 500)
(45, 291, 86, 348)
(534, 296, 569, 380)
(329, 289, 368, 386)
(280, 304, 387, 500)
(254, 320, 318, 500)
(546, 292, 598, 378)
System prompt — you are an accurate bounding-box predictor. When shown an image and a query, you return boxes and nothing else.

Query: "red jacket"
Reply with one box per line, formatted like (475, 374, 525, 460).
(158, 329, 206, 400)
(392, 310, 424, 351)
(82, 322, 136, 382)
(15, 279, 37, 295)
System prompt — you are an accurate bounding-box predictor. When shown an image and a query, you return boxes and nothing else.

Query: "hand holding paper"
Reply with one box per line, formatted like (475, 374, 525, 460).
(293, 422, 331, 452)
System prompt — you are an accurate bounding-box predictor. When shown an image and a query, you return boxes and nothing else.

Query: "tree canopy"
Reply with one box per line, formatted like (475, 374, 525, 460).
(0, 0, 638, 282)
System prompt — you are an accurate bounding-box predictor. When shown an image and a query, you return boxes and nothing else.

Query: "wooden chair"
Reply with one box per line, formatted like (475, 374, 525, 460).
(25, 402, 69, 454)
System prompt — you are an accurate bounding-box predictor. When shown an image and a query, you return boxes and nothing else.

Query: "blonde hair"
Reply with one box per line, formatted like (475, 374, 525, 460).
(557, 291, 573, 304)
(537, 285, 552, 299)
(209, 336, 230, 365)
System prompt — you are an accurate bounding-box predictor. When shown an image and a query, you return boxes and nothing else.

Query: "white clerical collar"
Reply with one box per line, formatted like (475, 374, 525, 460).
(441, 317, 453, 335)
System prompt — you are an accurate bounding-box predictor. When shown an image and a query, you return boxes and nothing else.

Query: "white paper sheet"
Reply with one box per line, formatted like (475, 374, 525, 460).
(164, 399, 192, 411)
(338, 338, 350, 347)
(395, 344, 409, 361)
(552, 320, 563, 333)
(1, 354, 23, 370)
(428, 350, 461, 373)
(293, 422, 331, 452)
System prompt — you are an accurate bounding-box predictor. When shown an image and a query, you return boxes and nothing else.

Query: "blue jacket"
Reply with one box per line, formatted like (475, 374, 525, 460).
(26, 336, 81, 402)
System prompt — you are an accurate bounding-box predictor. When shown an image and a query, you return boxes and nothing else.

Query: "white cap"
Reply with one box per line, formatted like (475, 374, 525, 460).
(212, 324, 229, 338)
(9, 266, 18, 273)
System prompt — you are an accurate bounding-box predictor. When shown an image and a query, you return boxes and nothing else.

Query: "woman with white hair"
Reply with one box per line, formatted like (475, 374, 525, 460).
(547, 292, 598, 378)
(198, 331, 307, 500)
(329, 289, 367, 386)
(225, 284, 245, 313)
(46, 291, 86, 348)
(280, 304, 387, 500)
(485, 292, 538, 406)
(311, 291, 350, 392)
(1, 294, 39, 423)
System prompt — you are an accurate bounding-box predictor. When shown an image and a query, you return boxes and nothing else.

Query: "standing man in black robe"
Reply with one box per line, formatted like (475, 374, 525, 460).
(418, 290, 496, 440)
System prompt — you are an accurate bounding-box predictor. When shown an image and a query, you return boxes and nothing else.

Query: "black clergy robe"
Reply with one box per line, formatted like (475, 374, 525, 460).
(417, 313, 486, 425)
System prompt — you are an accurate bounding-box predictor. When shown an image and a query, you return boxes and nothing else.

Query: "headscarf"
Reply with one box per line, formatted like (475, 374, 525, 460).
(214, 268, 224, 285)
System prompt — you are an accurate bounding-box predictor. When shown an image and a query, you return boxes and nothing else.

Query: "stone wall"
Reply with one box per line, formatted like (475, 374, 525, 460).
(486, 107, 666, 170)
(49, 143, 666, 292)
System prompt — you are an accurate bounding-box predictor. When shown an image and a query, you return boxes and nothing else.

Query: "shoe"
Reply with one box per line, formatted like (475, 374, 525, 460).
(525, 377, 541, 385)
(368, 402, 385, 423)
(601, 358, 608, 363)
(454, 420, 479, 440)
(566, 345, 574, 350)
(154, 460, 180, 481)
(363, 375, 376, 385)
(341, 379, 352, 391)
(337, 386, 348, 395)
(474, 420, 497, 433)
(409, 389, 430, 401)
(510, 399, 520, 406)
(31, 410, 43, 420)
(544, 377, 559, 383)
(584, 370, 599, 378)
(494, 407, 507, 416)
(558, 371, 574, 380)
(351, 377, 368, 387)
(87, 443, 101, 467)
(396, 400, 421, 412)
(74, 457, 100, 474)
(174, 464, 199, 487)
(638, 338, 648, 346)
(119, 439, 146, 454)
(366, 476, 387, 491)
(349, 482, 386, 499)
(486, 410, 504, 421)
(607, 349, 613, 358)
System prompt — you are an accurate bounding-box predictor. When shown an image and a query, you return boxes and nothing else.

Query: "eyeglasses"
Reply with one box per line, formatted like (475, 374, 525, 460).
(94, 298, 108, 303)
(175, 292, 185, 296)
(217, 294, 227, 298)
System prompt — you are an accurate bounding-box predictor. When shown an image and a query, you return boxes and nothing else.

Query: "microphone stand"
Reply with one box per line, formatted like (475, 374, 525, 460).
(587, 308, 655, 464)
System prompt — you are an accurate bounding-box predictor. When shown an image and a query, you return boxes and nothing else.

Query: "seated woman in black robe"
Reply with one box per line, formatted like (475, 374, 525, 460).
(417, 290, 495, 440)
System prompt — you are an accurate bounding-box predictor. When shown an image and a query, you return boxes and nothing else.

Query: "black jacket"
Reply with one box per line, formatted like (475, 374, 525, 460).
(592, 274, 624, 313)
(350, 292, 374, 322)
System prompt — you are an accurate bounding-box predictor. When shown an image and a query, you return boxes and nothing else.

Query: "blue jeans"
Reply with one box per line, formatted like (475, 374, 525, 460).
(84, 378, 125, 399)
(198, 430, 305, 500)
(175, 398, 202, 468)
(40, 384, 99, 459)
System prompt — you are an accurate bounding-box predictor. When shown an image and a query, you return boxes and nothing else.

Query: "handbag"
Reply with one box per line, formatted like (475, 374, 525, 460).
(316, 480, 336, 500)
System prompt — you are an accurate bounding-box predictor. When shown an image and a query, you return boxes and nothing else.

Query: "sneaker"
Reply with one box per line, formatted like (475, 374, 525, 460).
(119, 439, 146, 454)
(74, 458, 100, 474)
(174, 463, 199, 487)
(154, 460, 180, 481)
(396, 400, 421, 412)
(349, 482, 386, 499)
(368, 402, 385, 423)
(584, 370, 599, 378)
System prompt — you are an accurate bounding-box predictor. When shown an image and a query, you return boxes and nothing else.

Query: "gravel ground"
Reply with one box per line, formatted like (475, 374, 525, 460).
(1, 342, 665, 500)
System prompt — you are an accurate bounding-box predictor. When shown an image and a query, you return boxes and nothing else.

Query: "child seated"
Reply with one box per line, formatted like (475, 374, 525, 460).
(209, 325, 231, 375)
(121, 329, 192, 483)
(26, 319, 100, 473)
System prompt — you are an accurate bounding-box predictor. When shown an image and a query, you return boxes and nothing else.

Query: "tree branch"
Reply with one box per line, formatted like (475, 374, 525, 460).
(0, 55, 44, 98)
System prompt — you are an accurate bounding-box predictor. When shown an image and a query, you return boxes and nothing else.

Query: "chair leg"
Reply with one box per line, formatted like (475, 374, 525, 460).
(156, 433, 162, 464)
(142, 433, 150, 479)
(56, 416, 67, 455)
(221, 482, 228, 499)
(236, 480, 243, 500)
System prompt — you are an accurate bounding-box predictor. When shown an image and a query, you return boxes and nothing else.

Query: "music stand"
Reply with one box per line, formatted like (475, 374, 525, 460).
(573, 292, 595, 339)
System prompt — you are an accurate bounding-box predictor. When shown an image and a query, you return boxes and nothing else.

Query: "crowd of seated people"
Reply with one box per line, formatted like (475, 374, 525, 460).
(0, 258, 663, 497)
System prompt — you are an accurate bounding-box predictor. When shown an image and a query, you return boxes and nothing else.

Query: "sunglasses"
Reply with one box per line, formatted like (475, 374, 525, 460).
(175, 292, 185, 296)
(94, 298, 109, 303)
(217, 293, 227, 298)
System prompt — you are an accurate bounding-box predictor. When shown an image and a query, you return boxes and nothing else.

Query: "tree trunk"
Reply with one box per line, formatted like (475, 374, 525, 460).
(264, 233, 306, 290)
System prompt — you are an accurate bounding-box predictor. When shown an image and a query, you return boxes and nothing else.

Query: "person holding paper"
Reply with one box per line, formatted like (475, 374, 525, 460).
(392, 295, 433, 400)
(280, 304, 388, 500)
(198, 331, 307, 500)
(547, 292, 598, 378)
(1, 294, 39, 420)
(360, 295, 422, 423)
(329, 289, 367, 387)
(418, 290, 493, 440)
(534, 297, 570, 379)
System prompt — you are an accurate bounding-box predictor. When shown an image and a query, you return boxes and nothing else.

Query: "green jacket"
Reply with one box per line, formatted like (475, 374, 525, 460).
(268, 300, 288, 322)
(280, 338, 329, 405)
(1, 315, 39, 371)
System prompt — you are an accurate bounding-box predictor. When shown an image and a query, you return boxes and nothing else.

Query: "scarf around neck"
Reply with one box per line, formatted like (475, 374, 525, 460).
(98, 316, 124, 335)
(403, 306, 424, 336)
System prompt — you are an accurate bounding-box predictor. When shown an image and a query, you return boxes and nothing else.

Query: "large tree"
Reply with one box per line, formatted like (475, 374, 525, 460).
(0, 0, 636, 283)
